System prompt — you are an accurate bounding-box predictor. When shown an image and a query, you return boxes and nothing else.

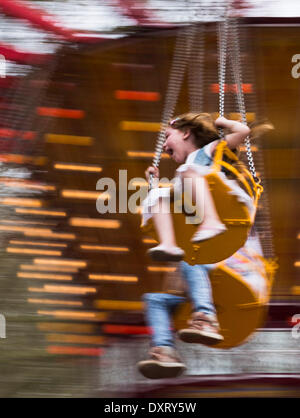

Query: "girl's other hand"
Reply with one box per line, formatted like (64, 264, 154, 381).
(145, 166, 159, 182)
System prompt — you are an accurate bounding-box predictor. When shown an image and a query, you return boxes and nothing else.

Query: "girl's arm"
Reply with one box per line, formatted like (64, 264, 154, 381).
(215, 116, 250, 149)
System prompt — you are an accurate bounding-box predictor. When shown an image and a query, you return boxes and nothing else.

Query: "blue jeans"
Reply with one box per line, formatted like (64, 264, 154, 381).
(143, 261, 216, 347)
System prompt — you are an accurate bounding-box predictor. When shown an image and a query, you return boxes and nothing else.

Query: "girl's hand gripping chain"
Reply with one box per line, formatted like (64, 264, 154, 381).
(146, 166, 160, 190)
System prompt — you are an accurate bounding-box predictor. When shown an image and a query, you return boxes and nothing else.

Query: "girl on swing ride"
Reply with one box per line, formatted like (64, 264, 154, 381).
(143, 113, 254, 262)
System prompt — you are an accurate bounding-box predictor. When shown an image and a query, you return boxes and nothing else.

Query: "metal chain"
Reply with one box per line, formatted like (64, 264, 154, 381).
(149, 25, 197, 190)
(228, 17, 259, 182)
(188, 23, 205, 112)
(217, 15, 230, 139)
(150, 1, 240, 189)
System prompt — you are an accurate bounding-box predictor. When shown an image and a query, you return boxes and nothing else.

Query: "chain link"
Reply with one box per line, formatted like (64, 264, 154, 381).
(149, 25, 197, 190)
(188, 23, 205, 112)
(228, 17, 259, 182)
(217, 8, 231, 139)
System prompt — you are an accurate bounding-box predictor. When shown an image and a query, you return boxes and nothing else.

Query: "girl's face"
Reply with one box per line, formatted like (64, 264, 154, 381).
(163, 127, 191, 164)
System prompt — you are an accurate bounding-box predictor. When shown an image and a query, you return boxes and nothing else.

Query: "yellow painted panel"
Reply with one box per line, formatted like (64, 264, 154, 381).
(46, 134, 93, 146)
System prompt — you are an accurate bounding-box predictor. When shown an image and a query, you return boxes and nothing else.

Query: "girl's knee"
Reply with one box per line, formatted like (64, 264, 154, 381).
(143, 293, 166, 304)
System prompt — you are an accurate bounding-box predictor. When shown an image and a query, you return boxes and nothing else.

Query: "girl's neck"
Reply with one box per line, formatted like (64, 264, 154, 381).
(184, 143, 198, 161)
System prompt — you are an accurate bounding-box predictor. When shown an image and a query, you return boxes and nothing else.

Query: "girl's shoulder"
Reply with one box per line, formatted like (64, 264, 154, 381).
(192, 143, 216, 166)
(203, 140, 219, 158)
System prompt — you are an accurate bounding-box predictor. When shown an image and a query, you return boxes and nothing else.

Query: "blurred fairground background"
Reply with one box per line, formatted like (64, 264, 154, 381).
(0, 0, 299, 398)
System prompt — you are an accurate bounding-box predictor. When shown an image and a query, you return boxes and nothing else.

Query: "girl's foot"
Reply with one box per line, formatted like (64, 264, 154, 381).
(191, 224, 227, 243)
(178, 312, 224, 346)
(147, 244, 185, 262)
(137, 346, 186, 379)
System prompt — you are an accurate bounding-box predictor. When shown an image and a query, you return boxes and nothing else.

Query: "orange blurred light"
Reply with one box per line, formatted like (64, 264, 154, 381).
(28, 299, 82, 307)
(0, 154, 47, 165)
(24, 231, 76, 240)
(11, 240, 67, 248)
(0, 180, 55, 191)
(15, 208, 67, 217)
(7, 247, 62, 256)
(94, 300, 143, 310)
(37, 310, 106, 321)
(54, 163, 102, 173)
(38, 107, 85, 119)
(210, 83, 253, 94)
(142, 238, 158, 244)
(115, 90, 160, 101)
(33, 258, 87, 268)
(18, 272, 73, 281)
(20, 264, 77, 273)
(0, 198, 42, 207)
(80, 244, 129, 252)
(61, 190, 109, 200)
(240, 145, 258, 152)
(47, 346, 104, 356)
(231, 84, 253, 94)
(29, 285, 96, 295)
(0, 225, 52, 235)
(130, 180, 173, 188)
(127, 151, 170, 159)
(147, 266, 177, 272)
(69, 218, 121, 229)
(102, 324, 150, 335)
(89, 274, 138, 283)
(0, 128, 36, 140)
(2, 220, 55, 226)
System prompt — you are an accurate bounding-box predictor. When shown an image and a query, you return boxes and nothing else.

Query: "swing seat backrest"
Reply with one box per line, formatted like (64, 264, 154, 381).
(173, 255, 273, 349)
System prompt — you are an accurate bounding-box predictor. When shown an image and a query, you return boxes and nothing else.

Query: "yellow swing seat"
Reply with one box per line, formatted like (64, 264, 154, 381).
(142, 141, 263, 265)
(173, 255, 276, 349)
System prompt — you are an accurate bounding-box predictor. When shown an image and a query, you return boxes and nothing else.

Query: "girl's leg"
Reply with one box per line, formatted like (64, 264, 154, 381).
(180, 261, 216, 315)
(152, 198, 177, 247)
(138, 293, 187, 379)
(143, 292, 185, 347)
(181, 169, 226, 241)
(147, 198, 185, 261)
(178, 262, 224, 345)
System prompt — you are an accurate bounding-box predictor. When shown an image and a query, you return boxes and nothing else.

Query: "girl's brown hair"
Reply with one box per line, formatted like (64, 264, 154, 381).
(169, 112, 219, 148)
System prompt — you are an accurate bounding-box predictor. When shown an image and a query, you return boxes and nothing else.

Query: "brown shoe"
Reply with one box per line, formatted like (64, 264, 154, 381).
(137, 346, 186, 379)
(178, 312, 224, 346)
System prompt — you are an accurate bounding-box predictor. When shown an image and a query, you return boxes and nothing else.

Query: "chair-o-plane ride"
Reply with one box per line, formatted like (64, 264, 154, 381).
(141, 16, 276, 348)
(1, 0, 276, 350)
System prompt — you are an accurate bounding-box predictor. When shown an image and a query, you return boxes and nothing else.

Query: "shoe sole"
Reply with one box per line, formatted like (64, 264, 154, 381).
(147, 249, 184, 262)
(178, 329, 224, 346)
(138, 360, 186, 379)
(191, 229, 226, 244)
